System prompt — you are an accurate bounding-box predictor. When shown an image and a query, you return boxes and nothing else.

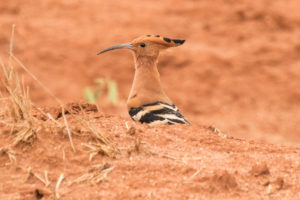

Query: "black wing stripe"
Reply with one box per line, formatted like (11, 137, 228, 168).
(167, 118, 185, 124)
(129, 107, 143, 117)
(150, 107, 176, 115)
(140, 112, 165, 124)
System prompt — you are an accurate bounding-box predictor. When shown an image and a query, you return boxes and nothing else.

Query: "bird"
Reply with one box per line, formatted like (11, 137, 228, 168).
(98, 35, 191, 126)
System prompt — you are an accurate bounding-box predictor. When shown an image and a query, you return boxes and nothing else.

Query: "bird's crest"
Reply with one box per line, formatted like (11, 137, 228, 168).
(132, 35, 185, 47)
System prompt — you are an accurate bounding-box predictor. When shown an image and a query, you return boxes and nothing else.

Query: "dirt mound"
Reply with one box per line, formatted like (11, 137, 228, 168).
(1, 103, 300, 199)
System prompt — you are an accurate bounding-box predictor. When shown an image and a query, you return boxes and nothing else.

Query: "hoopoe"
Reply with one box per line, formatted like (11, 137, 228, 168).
(98, 35, 191, 126)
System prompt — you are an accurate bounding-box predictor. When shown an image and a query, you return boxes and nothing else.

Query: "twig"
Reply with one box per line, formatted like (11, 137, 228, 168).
(189, 169, 201, 180)
(62, 147, 65, 161)
(44, 171, 50, 187)
(27, 168, 50, 187)
(34, 172, 48, 186)
(0, 147, 16, 165)
(9, 24, 15, 65)
(208, 125, 227, 139)
(62, 107, 76, 152)
(31, 104, 62, 126)
(125, 122, 129, 130)
(82, 143, 97, 161)
(55, 173, 64, 199)
(161, 154, 178, 160)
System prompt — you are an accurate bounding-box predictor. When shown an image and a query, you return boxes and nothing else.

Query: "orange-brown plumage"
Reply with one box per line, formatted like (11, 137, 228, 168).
(127, 55, 172, 109)
(98, 35, 190, 125)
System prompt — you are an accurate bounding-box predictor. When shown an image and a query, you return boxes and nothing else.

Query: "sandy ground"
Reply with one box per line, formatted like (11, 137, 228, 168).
(1, 0, 300, 199)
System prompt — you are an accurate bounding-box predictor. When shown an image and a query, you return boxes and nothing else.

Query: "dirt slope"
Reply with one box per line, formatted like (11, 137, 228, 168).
(1, 105, 300, 199)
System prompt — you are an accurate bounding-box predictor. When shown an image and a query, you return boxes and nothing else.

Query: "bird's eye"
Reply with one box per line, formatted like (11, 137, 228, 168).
(140, 43, 146, 48)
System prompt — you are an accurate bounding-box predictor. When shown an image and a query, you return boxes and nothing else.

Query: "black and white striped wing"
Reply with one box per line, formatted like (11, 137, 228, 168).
(129, 101, 191, 126)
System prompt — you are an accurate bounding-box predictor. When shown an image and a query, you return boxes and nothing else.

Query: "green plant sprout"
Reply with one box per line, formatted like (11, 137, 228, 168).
(83, 78, 118, 105)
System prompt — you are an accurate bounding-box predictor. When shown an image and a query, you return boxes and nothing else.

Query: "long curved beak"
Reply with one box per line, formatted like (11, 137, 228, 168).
(97, 43, 134, 55)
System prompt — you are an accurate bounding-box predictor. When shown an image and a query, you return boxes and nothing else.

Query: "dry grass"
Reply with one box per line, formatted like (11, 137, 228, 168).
(208, 125, 227, 139)
(0, 25, 40, 146)
(73, 117, 120, 160)
(0, 25, 119, 159)
(13, 50, 119, 157)
(12, 50, 119, 156)
(77, 115, 119, 159)
(70, 162, 114, 185)
(12, 55, 76, 152)
(0, 147, 16, 165)
(27, 167, 50, 187)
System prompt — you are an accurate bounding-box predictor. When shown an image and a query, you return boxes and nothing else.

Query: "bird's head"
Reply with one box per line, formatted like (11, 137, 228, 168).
(98, 35, 185, 58)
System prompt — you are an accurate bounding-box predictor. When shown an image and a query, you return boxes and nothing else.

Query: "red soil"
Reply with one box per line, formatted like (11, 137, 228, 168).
(1, 0, 300, 199)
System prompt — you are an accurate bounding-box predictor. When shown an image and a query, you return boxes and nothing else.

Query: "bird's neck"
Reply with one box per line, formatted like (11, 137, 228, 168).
(127, 56, 172, 109)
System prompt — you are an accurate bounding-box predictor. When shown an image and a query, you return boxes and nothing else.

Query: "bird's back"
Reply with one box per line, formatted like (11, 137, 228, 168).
(129, 101, 191, 126)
